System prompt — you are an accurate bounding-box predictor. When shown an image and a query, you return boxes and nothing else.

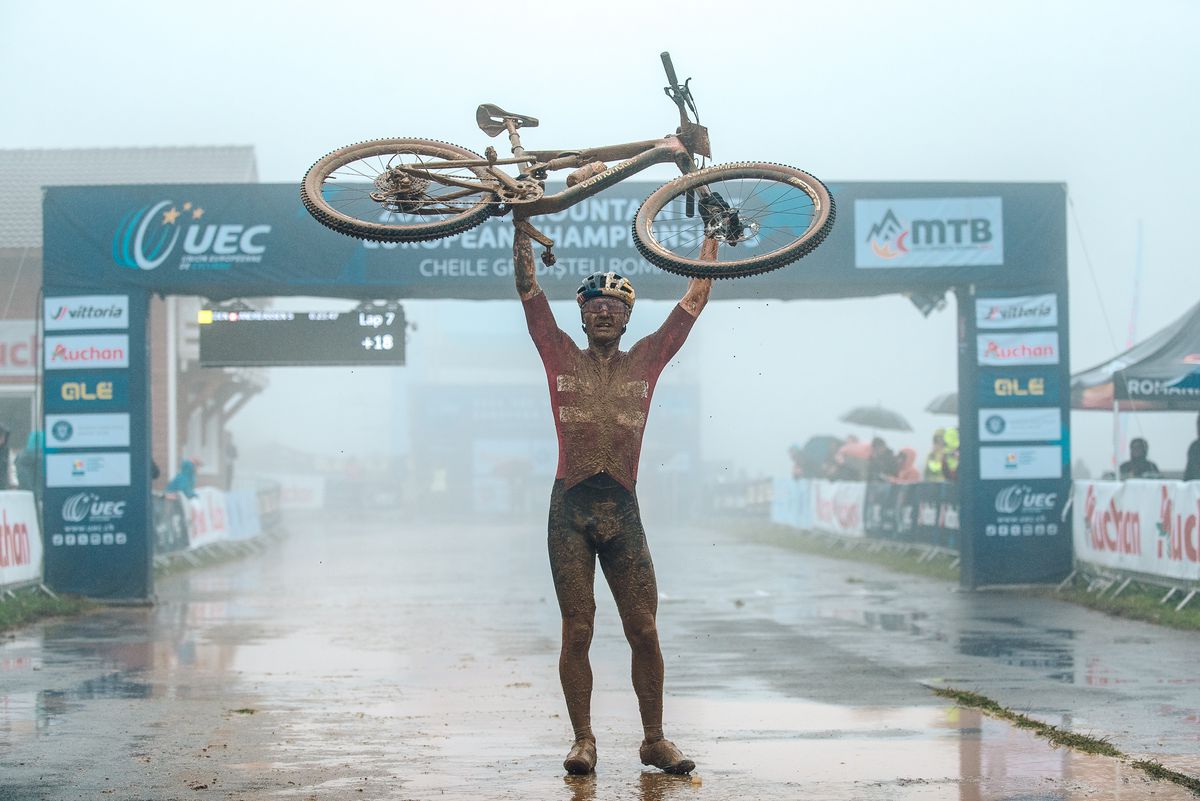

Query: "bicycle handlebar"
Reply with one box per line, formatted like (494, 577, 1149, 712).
(660, 52, 679, 88)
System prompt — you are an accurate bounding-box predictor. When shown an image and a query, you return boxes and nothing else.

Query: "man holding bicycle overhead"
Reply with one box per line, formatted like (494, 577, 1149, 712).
(514, 220, 713, 776)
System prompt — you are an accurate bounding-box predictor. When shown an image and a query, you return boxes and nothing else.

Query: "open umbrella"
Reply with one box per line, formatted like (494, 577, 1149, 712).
(838, 405, 912, 431)
(924, 392, 958, 416)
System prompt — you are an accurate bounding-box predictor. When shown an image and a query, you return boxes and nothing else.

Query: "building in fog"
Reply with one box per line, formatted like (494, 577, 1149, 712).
(0, 146, 264, 489)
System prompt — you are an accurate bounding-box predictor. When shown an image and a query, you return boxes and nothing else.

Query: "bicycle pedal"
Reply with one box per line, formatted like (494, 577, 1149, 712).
(540, 249, 557, 267)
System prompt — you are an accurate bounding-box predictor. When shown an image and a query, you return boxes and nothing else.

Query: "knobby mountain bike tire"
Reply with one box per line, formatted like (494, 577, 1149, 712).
(632, 162, 835, 279)
(301, 138, 500, 243)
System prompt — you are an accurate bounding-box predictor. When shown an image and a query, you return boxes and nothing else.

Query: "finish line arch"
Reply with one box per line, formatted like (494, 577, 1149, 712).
(42, 181, 1069, 599)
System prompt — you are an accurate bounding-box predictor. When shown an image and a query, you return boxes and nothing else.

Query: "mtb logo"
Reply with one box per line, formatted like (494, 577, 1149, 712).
(112, 199, 272, 271)
(854, 197, 1004, 268)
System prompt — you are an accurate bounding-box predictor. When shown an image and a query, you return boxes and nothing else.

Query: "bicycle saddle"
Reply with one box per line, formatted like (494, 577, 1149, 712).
(476, 104, 539, 137)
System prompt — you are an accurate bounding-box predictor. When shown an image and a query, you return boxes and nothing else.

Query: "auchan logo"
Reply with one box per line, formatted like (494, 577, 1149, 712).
(44, 335, 129, 371)
(977, 333, 1059, 366)
(50, 343, 124, 364)
(1083, 485, 1141, 556)
(1157, 485, 1200, 563)
(112, 199, 271, 271)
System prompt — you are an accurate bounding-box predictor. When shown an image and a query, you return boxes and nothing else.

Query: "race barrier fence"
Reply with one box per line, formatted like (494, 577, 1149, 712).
(771, 478, 960, 551)
(0, 491, 42, 591)
(152, 480, 283, 558)
(1071, 480, 1200, 607)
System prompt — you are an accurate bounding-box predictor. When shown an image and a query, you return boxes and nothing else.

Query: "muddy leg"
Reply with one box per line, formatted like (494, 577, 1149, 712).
(599, 497, 694, 773)
(548, 483, 598, 773)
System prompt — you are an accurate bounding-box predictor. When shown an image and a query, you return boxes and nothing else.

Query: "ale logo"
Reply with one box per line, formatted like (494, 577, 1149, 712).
(112, 199, 271, 271)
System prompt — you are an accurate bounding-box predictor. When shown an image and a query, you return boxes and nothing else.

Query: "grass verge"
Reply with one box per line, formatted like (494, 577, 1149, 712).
(0, 588, 94, 634)
(1042, 580, 1200, 632)
(734, 523, 959, 582)
(933, 687, 1200, 793)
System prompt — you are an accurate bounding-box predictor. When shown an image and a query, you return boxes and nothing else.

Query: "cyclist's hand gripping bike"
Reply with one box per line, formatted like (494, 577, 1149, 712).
(301, 53, 834, 279)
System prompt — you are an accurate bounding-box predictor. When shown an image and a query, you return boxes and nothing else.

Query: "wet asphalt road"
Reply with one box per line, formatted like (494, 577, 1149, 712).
(2, 507, 1199, 800)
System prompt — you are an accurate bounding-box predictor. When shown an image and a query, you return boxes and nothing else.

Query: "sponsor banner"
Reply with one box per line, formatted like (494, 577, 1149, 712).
(1073, 480, 1200, 582)
(152, 493, 189, 554)
(44, 334, 129, 371)
(977, 369, 1060, 405)
(1117, 371, 1200, 405)
(43, 295, 129, 331)
(0, 491, 42, 588)
(863, 481, 959, 549)
(810, 479, 866, 537)
(976, 293, 1058, 330)
(44, 374, 129, 413)
(977, 332, 1059, 366)
(225, 490, 262, 541)
(45, 452, 131, 488)
(770, 477, 813, 530)
(48, 489, 131, 548)
(45, 413, 131, 449)
(984, 480, 1063, 538)
(262, 473, 326, 510)
(855, 197, 1004, 268)
(186, 486, 230, 550)
(979, 446, 1063, 480)
(0, 321, 38, 378)
(978, 407, 1062, 443)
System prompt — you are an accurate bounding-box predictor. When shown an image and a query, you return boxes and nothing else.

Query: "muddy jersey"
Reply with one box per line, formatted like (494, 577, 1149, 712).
(523, 291, 697, 492)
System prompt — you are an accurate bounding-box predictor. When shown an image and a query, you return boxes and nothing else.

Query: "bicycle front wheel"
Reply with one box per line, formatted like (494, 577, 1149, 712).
(301, 137, 501, 243)
(632, 162, 835, 279)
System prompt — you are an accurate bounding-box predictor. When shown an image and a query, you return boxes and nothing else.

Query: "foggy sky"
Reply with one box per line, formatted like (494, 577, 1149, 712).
(3, 0, 1197, 476)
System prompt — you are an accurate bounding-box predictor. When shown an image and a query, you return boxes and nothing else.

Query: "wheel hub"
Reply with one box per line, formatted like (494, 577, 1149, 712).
(371, 168, 432, 213)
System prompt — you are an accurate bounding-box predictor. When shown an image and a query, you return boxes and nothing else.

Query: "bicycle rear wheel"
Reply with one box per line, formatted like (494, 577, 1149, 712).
(632, 162, 835, 278)
(301, 138, 501, 243)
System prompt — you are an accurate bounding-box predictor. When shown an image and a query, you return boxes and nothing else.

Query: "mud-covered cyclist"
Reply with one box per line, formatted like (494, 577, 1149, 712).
(513, 218, 713, 776)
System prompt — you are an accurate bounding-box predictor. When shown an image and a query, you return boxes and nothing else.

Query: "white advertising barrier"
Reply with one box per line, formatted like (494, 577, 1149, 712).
(770, 478, 814, 530)
(185, 487, 232, 550)
(261, 473, 326, 511)
(224, 490, 262, 541)
(0, 491, 42, 588)
(809, 480, 867, 537)
(1073, 480, 1200, 582)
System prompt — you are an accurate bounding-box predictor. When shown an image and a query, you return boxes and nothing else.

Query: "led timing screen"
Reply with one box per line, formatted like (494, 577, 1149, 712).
(197, 308, 406, 367)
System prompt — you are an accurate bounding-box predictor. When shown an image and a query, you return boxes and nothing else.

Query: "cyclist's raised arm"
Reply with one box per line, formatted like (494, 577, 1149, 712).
(514, 223, 541, 301)
(679, 239, 716, 318)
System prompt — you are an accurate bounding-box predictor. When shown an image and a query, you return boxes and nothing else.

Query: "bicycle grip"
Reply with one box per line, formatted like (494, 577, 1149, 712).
(660, 52, 680, 87)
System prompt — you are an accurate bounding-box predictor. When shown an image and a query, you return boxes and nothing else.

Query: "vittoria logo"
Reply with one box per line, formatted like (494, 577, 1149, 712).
(112, 199, 271, 271)
(976, 294, 1058, 330)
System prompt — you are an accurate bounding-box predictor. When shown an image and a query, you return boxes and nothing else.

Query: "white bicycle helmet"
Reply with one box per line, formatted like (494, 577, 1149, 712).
(577, 272, 636, 309)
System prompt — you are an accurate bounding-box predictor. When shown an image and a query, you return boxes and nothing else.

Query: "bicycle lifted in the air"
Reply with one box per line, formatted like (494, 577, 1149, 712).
(301, 53, 834, 279)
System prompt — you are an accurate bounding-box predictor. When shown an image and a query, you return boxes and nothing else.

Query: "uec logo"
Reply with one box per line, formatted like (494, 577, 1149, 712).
(113, 200, 271, 270)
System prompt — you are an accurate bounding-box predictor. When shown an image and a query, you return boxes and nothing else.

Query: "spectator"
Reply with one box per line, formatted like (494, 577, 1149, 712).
(1185, 413, 1200, 482)
(924, 429, 947, 482)
(892, 448, 920, 483)
(867, 437, 899, 482)
(0, 424, 15, 490)
(831, 436, 870, 481)
(165, 458, 200, 499)
(1119, 438, 1161, 479)
(943, 427, 960, 481)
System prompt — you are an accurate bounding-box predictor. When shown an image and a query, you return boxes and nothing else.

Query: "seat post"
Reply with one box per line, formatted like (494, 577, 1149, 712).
(504, 119, 526, 159)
